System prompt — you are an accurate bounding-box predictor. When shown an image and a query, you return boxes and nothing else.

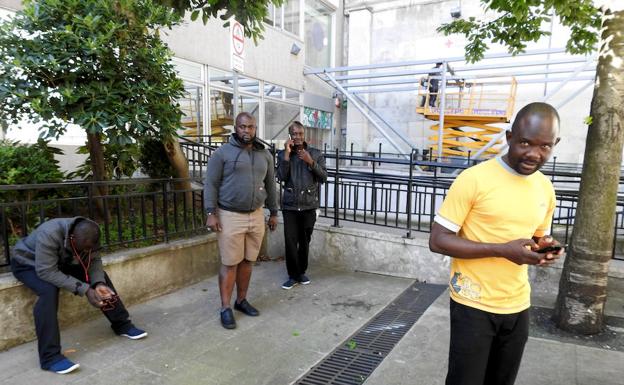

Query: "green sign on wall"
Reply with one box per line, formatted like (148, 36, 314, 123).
(303, 107, 333, 130)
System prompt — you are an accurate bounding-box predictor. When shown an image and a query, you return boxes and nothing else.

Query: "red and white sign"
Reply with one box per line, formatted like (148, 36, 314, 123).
(230, 20, 245, 72)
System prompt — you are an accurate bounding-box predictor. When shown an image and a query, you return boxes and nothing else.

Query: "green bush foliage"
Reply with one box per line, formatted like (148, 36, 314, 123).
(0, 139, 65, 186)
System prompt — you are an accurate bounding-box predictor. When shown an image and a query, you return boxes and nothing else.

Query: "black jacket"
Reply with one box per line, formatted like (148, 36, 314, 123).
(276, 143, 327, 211)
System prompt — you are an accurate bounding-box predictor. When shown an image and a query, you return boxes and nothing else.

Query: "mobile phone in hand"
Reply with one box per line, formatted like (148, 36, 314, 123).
(536, 244, 567, 253)
(288, 133, 294, 151)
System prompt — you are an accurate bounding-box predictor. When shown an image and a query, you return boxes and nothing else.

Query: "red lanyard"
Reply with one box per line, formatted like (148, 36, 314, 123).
(70, 238, 92, 284)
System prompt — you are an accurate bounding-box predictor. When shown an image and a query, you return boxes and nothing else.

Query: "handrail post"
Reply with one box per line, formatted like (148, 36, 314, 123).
(405, 149, 415, 238)
(551, 156, 557, 183)
(350, 142, 354, 165)
(162, 181, 169, 242)
(333, 148, 340, 228)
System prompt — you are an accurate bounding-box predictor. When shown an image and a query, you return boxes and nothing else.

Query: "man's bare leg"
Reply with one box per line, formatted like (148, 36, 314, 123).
(235, 260, 252, 303)
(219, 264, 237, 309)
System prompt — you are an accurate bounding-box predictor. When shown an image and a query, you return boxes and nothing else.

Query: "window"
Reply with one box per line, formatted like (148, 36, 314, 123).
(178, 85, 204, 136)
(305, 0, 333, 68)
(266, 0, 301, 38)
(172, 59, 205, 137)
(283, 0, 300, 36)
(265, 101, 300, 142)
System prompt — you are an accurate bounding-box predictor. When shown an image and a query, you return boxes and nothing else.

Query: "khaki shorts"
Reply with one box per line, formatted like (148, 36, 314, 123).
(217, 208, 266, 266)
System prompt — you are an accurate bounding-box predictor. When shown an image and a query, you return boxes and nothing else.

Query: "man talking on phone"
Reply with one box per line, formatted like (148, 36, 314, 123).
(429, 102, 564, 385)
(277, 121, 327, 290)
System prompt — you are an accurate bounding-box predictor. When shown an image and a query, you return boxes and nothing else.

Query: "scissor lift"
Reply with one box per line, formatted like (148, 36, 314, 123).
(416, 78, 517, 158)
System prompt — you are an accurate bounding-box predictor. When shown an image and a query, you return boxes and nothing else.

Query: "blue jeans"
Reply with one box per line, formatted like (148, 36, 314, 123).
(11, 259, 134, 369)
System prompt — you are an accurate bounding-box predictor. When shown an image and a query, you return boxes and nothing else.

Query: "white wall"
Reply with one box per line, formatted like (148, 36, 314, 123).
(162, 16, 306, 92)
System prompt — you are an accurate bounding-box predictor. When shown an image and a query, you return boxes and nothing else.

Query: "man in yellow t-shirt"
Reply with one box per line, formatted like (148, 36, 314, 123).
(429, 102, 565, 385)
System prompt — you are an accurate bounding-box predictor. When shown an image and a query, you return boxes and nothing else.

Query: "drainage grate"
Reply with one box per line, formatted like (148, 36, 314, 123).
(296, 282, 446, 385)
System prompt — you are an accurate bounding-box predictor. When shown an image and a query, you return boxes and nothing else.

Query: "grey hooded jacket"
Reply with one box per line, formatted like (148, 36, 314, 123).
(11, 217, 105, 296)
(204, 134, 278, 215)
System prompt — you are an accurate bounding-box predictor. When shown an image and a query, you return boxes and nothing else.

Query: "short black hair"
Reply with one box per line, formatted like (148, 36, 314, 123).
(235, 112, 255, 126)
(511, 102, 560, 133)
(288, 121, 304, 135)
(72, 219, 100, 244)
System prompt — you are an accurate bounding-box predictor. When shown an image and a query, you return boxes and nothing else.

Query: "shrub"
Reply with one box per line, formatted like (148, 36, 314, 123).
(0, 139, 65, 186)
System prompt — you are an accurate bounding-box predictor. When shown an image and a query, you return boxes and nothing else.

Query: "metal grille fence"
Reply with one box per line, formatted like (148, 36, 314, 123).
(0, 178, 205, 268)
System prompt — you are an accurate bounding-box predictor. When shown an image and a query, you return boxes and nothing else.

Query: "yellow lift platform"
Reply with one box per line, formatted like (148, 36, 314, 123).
(415, 78, 517, 158)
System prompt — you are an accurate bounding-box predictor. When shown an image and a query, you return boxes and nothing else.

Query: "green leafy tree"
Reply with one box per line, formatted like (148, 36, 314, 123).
(439, 1, 623, 334)
(0, 0, 188, 200)
(0, 139, 66, 235)
(156, 0, 285, 42)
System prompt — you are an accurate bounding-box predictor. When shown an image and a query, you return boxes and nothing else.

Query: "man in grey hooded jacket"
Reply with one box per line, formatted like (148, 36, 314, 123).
(11, 216, 146, 374)
(204, 112, 279, 329)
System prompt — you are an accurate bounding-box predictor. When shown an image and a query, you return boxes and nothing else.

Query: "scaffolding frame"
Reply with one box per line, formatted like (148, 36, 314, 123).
(306, 48, 596, 160)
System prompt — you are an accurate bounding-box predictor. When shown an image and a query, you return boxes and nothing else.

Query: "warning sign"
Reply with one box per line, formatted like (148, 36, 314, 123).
(230, 20, 245, 72)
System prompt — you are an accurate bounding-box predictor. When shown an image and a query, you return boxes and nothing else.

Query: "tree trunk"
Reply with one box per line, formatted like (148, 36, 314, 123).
(87, 132, 110, 220)
(163, 135, 193, 204)
(554, 8, 624, 334)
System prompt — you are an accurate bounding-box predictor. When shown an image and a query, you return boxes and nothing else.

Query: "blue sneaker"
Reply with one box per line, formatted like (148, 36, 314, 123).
(120, 327, 148, 340)
(48, 358, 80, 374)
(281, 278, 298, 290)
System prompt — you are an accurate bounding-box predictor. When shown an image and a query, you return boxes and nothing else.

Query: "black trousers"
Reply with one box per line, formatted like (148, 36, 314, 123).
(11, 259, 133, 369)
(446, 299, 529, 385)
(429, 88, 438, 107)
(283, 209, 317, 279)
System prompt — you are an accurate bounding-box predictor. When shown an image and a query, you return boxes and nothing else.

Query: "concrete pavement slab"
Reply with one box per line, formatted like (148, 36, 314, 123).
(0, 261, 413, 385)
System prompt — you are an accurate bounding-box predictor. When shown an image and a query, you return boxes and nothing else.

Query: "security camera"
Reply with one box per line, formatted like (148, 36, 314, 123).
(450, 6, 461, 18)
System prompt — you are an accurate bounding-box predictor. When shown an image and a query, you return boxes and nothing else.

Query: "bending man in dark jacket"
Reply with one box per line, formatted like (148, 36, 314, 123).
(204, 112, 279, 329)
(277, 121, 327, 290)
(10, 217, 146, 375)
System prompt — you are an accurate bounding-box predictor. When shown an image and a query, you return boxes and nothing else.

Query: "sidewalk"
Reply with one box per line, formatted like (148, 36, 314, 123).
(0, 261, 622, 385)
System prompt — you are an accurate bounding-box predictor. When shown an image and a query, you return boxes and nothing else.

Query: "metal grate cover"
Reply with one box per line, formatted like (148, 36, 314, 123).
(296, 282, 446, 385)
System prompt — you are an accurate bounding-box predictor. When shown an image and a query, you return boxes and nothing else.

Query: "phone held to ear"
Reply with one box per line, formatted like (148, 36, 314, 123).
(536, 244, 567, 254)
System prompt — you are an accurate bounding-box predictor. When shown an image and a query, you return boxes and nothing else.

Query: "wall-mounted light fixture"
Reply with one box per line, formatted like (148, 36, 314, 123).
(290, 43, 301, 56)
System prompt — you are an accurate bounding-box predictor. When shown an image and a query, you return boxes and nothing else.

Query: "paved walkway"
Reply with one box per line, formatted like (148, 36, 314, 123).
(0, 261, 622, 385)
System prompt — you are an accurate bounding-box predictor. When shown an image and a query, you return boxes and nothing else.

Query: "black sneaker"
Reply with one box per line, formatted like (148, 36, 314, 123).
(281, 278, 298, 290)
(220, 308, 236, 329)
(299, 274, 311, 285)
(234, 299, 259, 316)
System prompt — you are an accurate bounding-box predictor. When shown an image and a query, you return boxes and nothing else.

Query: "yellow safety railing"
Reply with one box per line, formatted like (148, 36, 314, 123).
(416, 77, 517, 122)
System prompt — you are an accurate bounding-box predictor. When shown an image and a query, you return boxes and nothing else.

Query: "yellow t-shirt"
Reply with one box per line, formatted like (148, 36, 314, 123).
(435, 157, 556, 314)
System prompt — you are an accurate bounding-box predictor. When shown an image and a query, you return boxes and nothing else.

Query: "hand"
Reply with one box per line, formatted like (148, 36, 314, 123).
(532, 235, 564, 266)
(94, 283, 115, 300)
(267, 215, 278, 232)
(298, 149, 313, 166)
(499, 239, 543, 266)
(284, 139, 294, 157)
(86, 287, 104, 308)
(206, 214, 222, 232)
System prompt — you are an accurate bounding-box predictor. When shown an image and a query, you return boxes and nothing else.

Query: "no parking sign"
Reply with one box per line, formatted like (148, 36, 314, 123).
(230, 20, 245, 72)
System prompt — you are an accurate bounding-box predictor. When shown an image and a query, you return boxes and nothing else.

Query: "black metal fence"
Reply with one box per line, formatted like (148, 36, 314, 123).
(317, 149, 624, 260)
(3, 140, 623, 268)
(0, 178, 206, 268)
(179, 137, 624, 259)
